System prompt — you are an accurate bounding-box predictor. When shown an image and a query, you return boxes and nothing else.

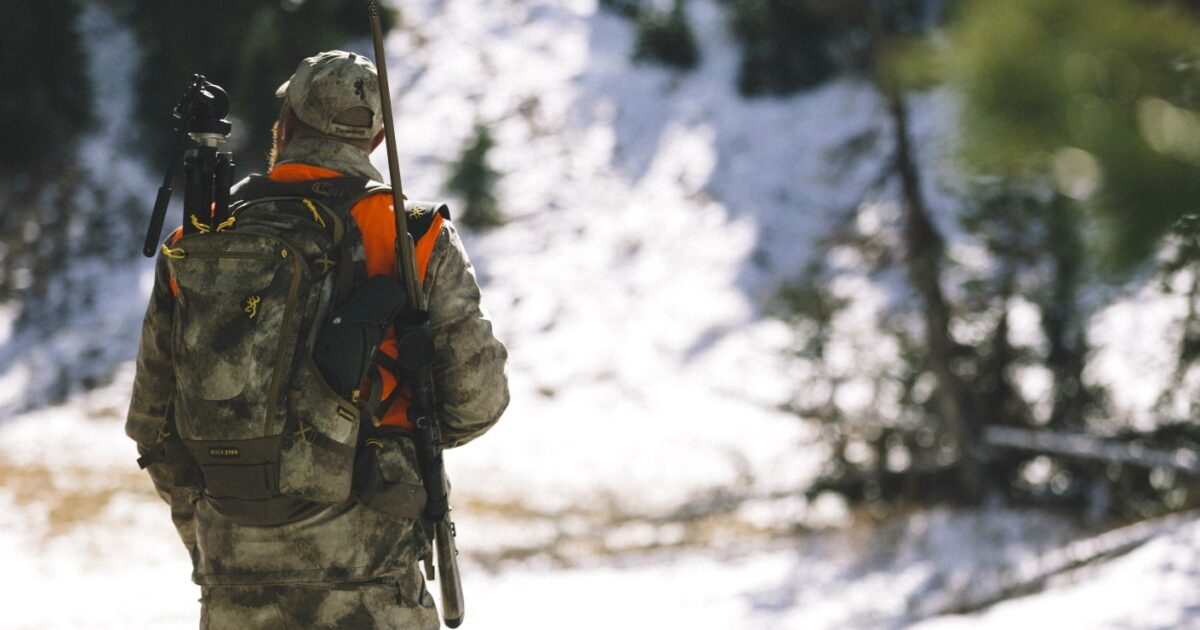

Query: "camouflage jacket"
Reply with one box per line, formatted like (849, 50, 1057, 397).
(126, 138, 509, 585)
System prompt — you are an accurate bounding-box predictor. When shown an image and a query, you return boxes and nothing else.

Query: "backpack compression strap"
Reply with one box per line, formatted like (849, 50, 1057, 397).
(231, 175, 450, 243)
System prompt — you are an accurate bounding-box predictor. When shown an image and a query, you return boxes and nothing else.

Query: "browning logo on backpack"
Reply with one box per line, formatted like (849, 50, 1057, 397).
(146, 175, 445, 527)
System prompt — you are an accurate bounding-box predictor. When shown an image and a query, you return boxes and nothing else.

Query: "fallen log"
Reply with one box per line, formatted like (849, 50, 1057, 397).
(984, 426, 1200, 474)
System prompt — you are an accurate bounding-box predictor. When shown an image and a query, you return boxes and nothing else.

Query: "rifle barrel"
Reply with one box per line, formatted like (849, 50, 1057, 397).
(368, 3, 466, 626)
(368, 0, 422, 311)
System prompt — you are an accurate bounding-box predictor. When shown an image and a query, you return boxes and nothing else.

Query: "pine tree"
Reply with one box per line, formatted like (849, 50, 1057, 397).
(445, 125, 504, 230)
(633, 0, 700, 71)
(940, 0, 1200, 270)
(123, 0, 395, 173)
(727, 0, 840, 96)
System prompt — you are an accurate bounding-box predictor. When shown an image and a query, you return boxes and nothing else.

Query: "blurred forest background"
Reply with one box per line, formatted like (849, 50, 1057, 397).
(7, 0, 1200, 568)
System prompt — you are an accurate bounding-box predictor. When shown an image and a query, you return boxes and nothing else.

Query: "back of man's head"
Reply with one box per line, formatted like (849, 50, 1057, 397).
(276, 50, 383, 141)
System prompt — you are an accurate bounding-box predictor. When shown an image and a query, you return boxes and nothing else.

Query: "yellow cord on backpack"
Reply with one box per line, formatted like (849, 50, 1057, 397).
(161, 245, 186, 259)
(190, 215, 212, 233)
(216, 216, 236, 232)
(302, 199, 326, 228)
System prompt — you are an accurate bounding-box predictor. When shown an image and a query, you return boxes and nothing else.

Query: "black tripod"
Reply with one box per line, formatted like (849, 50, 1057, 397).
(142, 75, 236, 257)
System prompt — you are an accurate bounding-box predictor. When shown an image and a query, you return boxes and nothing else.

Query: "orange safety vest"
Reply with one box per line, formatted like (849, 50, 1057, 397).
(166, 162, 444, 429)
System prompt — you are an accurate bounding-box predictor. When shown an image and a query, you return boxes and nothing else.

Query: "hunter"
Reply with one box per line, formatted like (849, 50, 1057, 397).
(126, 50, 509, 628)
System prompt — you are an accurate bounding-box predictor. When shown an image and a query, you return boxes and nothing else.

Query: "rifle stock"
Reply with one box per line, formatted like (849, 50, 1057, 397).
(369, 2, 465, 626)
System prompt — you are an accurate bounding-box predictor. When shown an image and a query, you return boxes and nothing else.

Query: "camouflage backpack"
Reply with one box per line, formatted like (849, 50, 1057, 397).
(152, 175, 409, 526)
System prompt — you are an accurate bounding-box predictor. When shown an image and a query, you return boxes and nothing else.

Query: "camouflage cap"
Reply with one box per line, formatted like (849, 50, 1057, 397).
(275, 50, 384, 140)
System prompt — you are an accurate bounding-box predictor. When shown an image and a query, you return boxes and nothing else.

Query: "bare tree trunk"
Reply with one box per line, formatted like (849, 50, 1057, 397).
(1042, 195, 1090, 430)
(839, 0, 983, 500)
(883, 83, 983, 502)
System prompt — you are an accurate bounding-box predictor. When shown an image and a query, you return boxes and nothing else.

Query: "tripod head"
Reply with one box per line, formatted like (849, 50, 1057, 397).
(177, 75, 232, 141)
(142, 75, 236, 257)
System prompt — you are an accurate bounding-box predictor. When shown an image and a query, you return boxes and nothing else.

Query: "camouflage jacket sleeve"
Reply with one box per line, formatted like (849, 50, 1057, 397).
(126, 253, 198, 554)
(423, 221, 510, 448)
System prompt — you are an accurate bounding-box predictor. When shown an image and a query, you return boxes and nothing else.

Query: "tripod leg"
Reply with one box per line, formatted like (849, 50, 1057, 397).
(213, 152, 235, 229)
(182, 147, 217, 235)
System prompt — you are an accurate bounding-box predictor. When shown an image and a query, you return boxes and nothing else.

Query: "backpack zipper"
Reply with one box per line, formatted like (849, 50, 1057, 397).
(180, 251, 275, 260)
(265, 243, 304, 436)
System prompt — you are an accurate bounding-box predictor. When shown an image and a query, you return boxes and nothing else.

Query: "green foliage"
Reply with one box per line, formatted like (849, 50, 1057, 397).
(938, 0, 1200, 269)
(1153, 215, 1200, 417)
(773, 262, 848, 362)
(776, 255, 974, 505)
(728, 0, 840, 96)
(633, 0, 700, 71)
(0, 0, 93, 184)
(962, 184, 1110, 428)
(781, 181, 1134, 512)
(445, 125, 504, 230)
(120, 0, 396, 173)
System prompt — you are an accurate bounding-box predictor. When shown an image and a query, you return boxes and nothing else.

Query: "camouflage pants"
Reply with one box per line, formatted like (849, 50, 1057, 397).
(199, 566, 439, 630)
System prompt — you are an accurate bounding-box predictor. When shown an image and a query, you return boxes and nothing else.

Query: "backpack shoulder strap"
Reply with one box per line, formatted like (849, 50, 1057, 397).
(402, 200, 452, 243)
(234, 175, 450, 240)
(231, 174, 378, 208)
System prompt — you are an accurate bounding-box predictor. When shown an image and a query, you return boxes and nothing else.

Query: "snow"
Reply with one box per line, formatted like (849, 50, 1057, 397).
(3, 0, 1200, 628)
(914, 517, 1200, 629)
(1089, 283, 1188, 429)
(369, 0, 842, 515)
(11, 397, 1185, 630)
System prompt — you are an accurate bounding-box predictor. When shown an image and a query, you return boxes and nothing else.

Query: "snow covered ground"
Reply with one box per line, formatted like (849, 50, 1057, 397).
(2, 383, 1192, 629)
(3, 0, 1200, 628)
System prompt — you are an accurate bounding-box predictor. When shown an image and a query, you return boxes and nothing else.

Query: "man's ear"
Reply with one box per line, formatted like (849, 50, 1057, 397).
(371, 129, 386, 150)
(279, 107, 298, 146)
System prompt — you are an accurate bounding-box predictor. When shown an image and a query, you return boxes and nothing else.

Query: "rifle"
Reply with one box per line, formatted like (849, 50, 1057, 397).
(368, 2, 466, 627)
